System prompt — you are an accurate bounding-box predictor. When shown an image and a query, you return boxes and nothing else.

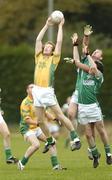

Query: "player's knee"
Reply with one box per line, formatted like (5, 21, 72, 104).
(3, 130, 10, 139)
(68, 111, 74, 120)
(56, 112, 64, 121)
(85, 132, 92, 140)
(98, 128, 106, 136)
(97, 123, 105, 135)
(33, 142, 40, 150)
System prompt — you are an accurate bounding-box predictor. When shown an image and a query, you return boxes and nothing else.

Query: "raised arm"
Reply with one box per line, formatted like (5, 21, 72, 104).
(72, 33, 90, 72)
(87, 54, 100, 76)
(72, 33, 80, 61)
(54, 18, 65, 55)
(82, 25, 93, 53)
(35, 17, 53, 55)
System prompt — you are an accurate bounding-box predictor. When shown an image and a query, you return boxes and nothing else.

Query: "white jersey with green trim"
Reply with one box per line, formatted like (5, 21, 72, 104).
(78, 57, 104, 104)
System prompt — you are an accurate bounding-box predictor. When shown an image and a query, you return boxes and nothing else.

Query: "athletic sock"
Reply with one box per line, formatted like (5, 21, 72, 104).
(104, 145, 111, 155)
(91, 146, 99, 157)
(70, 130, 78, 141)
(47, 137, 54, 145)
(5, 148, 12, 160)
(51, 156, 59, 167)
(21, 156, 29, 166)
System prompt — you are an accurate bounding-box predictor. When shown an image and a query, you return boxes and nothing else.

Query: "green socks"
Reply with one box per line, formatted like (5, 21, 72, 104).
(70, 130, 78, 141)
(47, 137, 54, 145)
(91, 146, 99, 157)
(90, 145, 111, 157)
(21, 156, 29, 166)
(5, 148, 12, 160)
(104, 145, 111, 155)
(51, 156, 59, 167)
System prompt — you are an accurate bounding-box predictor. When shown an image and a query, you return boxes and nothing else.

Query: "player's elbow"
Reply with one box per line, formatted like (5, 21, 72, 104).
(74, 60, 80, 66)
(89, 67, 97, 75)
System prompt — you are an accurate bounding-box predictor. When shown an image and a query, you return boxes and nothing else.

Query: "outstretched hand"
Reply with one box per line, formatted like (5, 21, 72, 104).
(84, 25, 93, 36)
(59, 17, 65, 26)
(71, 33, 78, 45)
(64, 57, 74, 64)
(46, 17, 54, 26)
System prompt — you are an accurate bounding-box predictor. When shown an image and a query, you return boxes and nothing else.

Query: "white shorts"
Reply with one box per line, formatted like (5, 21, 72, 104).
(24, 127, 42, 141)
(0, 111, 5, 123)
(78, 103, 103, 125)
(70, 90, 78, 104)
(47, 122, 59, 133)
(32, 85, 57, 107)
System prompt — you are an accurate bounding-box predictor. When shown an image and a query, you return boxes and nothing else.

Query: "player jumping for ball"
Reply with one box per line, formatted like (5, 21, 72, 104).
(31, 15, 81, 152)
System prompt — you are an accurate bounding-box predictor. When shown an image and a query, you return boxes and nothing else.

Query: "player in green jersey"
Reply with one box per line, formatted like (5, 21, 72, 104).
(73, 28, 112, 168)
(64, 25, 112, 168)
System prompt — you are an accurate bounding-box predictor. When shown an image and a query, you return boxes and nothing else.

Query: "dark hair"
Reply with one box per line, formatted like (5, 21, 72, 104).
(26, 84, 34, 90)
(95, 60, 104, 73)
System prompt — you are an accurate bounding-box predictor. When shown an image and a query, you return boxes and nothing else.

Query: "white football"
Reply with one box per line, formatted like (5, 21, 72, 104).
(51, 10, 64, 24)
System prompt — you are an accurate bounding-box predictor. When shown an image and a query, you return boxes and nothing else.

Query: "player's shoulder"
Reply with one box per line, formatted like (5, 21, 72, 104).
(35, 51, 43, 59)
(53, 52, 60, 57)
(21, 97, 31, 107)
(95, 71, 104, 82)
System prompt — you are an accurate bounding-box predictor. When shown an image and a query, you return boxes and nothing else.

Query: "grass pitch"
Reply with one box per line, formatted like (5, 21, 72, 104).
(0, 125, 112, 180)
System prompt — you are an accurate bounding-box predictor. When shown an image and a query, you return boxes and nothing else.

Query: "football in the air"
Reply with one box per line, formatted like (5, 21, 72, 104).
(51, 10, 64, 24)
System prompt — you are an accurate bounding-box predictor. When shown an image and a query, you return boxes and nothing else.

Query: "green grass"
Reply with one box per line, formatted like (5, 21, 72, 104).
(0, 126, 112, 180)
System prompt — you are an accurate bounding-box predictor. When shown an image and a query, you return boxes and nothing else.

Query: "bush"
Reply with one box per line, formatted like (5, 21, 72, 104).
(0, 44, 34, 123)
(0, 44, 112, 123)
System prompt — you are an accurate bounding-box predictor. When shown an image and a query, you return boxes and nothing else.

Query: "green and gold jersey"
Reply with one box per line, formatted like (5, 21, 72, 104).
(34, 52, 60, 87)
(78, 57, 104, 104)
(20, 96, 38, 135)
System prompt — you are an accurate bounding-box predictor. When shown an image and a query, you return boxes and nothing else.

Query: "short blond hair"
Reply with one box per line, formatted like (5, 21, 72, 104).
(44, 41, 55, 51)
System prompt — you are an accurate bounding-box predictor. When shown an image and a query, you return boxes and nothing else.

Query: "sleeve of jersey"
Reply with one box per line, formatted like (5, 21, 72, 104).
(81, 55, 86, 62)
(21, 104, 31, 122)
(95, 72, 104, 83)
(52, 53, 61, 65)
(35, 52, 42, 64)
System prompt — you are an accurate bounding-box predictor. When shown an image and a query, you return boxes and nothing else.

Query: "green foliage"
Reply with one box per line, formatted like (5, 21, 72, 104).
(0, 44, 112, 122)
(100, 49, 112, 119)
(0, 0, 47, 44)
(0, 0, 112, 45)
(0, 44, 34, 122)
